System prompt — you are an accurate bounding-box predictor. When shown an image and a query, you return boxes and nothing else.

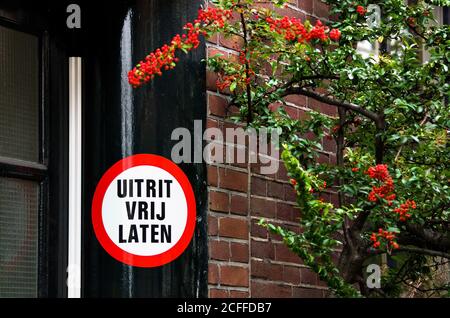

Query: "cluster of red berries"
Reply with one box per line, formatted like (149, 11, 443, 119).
(366, 164, 389, 181)
(265, 17, 341, 43)
(215, 49, 255, 90)
(239, 51, 248, 64)
(216, 74, 237, 91)
(406, 17, 416, 27)
(366, 164, 395, 204)
(197, 7, 232, 28)
(364, 164, 416, 224)
(393, 199, 416, 222)
(128, 8, 232, 88)
(329, 28, 341, 41)
(356, 5, 366, 16)
(370, 228, 399, 250)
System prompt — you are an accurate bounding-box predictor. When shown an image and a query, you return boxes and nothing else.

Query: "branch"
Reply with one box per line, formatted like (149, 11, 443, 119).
(397, 246, 450, 259)
(239, 7, 253, 123)
(282, 87, 380, 122)
(369, 246, 450, 259)
(405, 223, 450, 252)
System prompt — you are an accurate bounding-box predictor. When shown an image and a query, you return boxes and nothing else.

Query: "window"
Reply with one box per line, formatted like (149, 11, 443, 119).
(0, 24, 46, 298)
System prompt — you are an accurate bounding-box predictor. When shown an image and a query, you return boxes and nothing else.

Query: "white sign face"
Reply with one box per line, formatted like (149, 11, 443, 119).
(92, 154, 196, 267)
(102, 165, 188, 256)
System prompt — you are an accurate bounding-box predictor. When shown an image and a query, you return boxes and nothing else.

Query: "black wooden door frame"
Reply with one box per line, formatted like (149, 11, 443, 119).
(0, 3, 70, 298)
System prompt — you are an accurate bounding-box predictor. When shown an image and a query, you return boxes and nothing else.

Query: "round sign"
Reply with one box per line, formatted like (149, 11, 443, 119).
(92, 154, 196, 267)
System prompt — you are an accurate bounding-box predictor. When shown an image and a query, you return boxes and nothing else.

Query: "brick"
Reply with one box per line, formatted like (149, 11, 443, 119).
(313, 0, 329, 18)
(303, 131, 316, 141)
(205, 142, 225, 165)
(251, 239, 275, 259)
(228, 104, 240, 116)
(275, 243, 301, 264)
(272, 4, 306, 21)
(251, 197, 276, 218)
(283, 266, 301, 285)
(284, 184, 297, 202)
(300, 267, 318, 285)
(284, 105, 299, 119)
(207, 71, 219, 91)
(251, 281, 292, 298)
(329, 154, 337, 165)
(219, 34, 244, 50)
(284, 94, 307, 107)
(229, 290, 249, 298)
(229, 194, 247, 215)
(209, 191, 229, 213)
(208, 93, 228, 117)
(276, 163, 289, 182)
(219, 168, 248, 192)
(276, 202, 296, 223)
(297, 0, 313, 12)
(208, 215, 218, 236)
(210, 288, 229, 298)
(251, 260, 283, 281)
(298, 108, 311, 120)
(224, 144, 248, 168)
(206, 33, 218, 44)
(292, 287, 324, 298)
(267, 181, 284, 200)
(207, 165, 218, 187)
(317, 152, 330, 164)
(230, 242, 249, 263)
(220, 265, 249, 287)
(209, 263, 219, 284)
(258, 157, 279, 179)
(219, 217, 248, 240)
(251, 219, 268, 239)
(210, 240, 230, 261)
(207, 47, 227, 59)
(322, 135, 337, 153)
(207, 118, 219, 130)
(308, 98, 337, 116)
(223, 120, 245, 134)
(251, 177, 267, 196)
(268, 102, 282, 112)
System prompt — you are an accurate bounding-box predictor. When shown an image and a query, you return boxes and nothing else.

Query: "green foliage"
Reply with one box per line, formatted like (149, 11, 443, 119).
(135, 0, 450, 297)
(203, 0, 450, 297)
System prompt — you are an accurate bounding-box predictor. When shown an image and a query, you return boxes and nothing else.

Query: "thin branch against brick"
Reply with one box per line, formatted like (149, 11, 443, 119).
(239, 0, 253, 123)
(370, 245, 450, 259)
(282, 86, 379, 122)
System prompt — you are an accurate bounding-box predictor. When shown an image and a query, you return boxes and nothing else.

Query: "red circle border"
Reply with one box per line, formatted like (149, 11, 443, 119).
(91, 154, 196, 268)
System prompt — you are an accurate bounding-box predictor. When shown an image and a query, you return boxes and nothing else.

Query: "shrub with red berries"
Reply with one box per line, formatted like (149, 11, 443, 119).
(129, 0, 450, 298)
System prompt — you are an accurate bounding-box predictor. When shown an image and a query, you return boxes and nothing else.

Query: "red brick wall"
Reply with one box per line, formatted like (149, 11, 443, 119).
(206, 0, 335, 298)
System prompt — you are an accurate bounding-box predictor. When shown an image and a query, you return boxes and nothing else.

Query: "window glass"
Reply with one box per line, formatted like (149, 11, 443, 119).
(0, 25, 39, 163)
(0, 177, 39, 298)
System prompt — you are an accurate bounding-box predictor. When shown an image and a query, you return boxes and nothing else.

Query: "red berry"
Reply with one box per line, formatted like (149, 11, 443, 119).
(329, 29, 341, 41)
(356, 5, 366, 16)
